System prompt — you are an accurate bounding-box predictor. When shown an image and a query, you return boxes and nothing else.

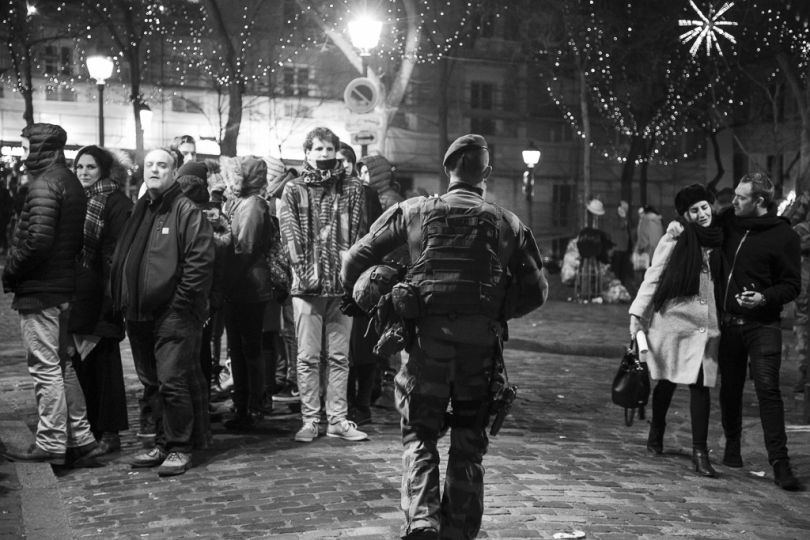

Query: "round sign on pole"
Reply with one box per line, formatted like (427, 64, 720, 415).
(344, 77, 379, 114)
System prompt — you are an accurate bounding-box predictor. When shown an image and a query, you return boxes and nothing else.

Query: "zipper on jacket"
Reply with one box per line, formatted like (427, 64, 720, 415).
(723, 229, 750, 311)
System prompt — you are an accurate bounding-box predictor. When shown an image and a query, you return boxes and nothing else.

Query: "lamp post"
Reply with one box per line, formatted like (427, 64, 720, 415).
(348, 15, 383, 158)
(522, 142, 541, 230)
(86, 55, 114, 146)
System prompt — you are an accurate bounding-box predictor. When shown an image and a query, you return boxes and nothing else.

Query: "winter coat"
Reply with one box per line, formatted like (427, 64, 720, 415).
(635, 211, 664, 261)
(2, 124, 86, 303)
(629, 235, 720, 386)
(630, 235, 720, 387)
(222, 156, 274, 304)
(280, 164, 366, 297)
(68, 186, 132, 339)
(110, 182, 214, 323)
(718, 210, 800, 323)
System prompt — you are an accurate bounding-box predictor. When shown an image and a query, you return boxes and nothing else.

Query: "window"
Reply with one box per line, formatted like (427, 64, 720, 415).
(470, 117, 495, 135)
(281, 66, 310, 97)
(43, 45, 74, 76)
(551, 184, 575, 228)
(470, 82, 494, 110)
(171, 96, 202, 113)
(282, 103, 313, 118)
(472, 12, 496, 39)
(45, 85, 76, 102)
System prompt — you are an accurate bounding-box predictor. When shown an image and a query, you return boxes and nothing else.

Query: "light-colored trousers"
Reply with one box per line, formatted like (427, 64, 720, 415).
(292, 296, 351, 424)
(20, 303, 94, 453)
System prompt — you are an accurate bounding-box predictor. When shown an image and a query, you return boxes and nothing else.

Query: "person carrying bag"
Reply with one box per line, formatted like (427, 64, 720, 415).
(628, 184, 723, 478)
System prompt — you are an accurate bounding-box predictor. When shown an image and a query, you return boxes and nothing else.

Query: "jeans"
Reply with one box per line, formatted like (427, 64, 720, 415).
(224, 301, 267, 415)
(293, 296, 351, 424)
(127, 311, 200, 453)
(20, 303, 95, 453)
(719, 322, 789, 464)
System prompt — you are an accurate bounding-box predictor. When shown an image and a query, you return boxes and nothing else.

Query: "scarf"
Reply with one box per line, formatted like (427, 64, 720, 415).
(80, 178, 119, 269)
(652, 220, 723, 313)
(300, 161, 344, 188)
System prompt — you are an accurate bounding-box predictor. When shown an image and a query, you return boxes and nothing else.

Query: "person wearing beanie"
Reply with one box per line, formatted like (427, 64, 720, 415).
(629, 182, 723, 478)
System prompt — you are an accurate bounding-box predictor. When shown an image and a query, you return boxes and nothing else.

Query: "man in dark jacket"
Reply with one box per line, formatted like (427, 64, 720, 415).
(111, 147, 214, 477)
(1, 123, 101, 466)
(341, 134, 548, 539)
(718, 172, 802, 490)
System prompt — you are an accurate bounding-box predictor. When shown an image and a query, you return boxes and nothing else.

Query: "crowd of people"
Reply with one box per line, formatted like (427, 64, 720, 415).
(0, 118, 804, 540)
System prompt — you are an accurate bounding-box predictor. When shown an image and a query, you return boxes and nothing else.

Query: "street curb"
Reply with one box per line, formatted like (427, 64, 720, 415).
(507, 337, 624, 358)
(0, 398, 72, 540)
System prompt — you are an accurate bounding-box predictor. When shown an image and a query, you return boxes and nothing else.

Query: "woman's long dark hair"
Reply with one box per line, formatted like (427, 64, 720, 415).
(651, 220, 721, 313)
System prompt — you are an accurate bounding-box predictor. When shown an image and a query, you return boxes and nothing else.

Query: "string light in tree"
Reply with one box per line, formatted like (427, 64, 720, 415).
(678, 0, 737, 57)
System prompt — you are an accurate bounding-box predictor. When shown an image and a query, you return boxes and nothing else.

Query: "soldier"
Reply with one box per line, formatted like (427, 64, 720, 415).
(341, 134, 548, 540)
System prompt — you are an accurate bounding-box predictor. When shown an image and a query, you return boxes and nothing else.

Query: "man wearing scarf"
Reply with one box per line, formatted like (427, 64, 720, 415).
(341, 134, 548, 540)
(279, 127, 368, 443)
(718, 172, 802, 491)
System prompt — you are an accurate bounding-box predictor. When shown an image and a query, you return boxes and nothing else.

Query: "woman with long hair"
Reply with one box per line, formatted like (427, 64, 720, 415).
(68, 145, 133, 453)
(629, 184, 722, 477)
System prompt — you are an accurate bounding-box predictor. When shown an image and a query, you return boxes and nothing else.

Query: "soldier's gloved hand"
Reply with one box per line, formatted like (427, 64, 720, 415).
(340, 294, 366, 317)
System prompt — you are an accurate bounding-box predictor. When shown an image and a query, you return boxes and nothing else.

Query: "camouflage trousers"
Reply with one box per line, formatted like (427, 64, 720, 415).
(794, 257, 809, 392)
(395, 330, 495, 540)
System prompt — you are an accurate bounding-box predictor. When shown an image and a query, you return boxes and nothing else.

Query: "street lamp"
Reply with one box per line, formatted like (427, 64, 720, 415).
(348, 15, 383, 77)
(522, 142, 541, 230)
(138, 102, 152, 133)
(86, 55, 114, 146)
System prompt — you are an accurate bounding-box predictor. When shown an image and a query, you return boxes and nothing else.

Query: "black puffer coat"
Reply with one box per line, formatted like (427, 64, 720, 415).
(2, 124, 86, 299)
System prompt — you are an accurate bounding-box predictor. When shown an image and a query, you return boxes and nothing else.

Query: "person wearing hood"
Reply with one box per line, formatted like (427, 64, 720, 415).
(68, 145, 133, 456)
(279, 127, 368, 443)
(220, 156, 275, 430)
(1, 123, 101, 467)
(716, 173, 802, 490)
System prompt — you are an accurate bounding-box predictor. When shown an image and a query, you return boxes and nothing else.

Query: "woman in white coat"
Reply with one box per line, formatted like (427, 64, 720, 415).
(629, 184, 723, 477)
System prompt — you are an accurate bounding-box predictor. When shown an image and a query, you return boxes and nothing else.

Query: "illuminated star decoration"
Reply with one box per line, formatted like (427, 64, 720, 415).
(678, 1, 738, 57)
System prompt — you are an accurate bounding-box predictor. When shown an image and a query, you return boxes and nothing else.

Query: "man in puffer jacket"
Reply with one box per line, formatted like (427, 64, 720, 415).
(280, 127, 368, 443)
(221, 156, 275, 430)
(2, 123, 102, 467)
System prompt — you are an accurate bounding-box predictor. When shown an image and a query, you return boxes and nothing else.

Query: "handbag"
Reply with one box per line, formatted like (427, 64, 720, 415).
(611, 339, 650, 426)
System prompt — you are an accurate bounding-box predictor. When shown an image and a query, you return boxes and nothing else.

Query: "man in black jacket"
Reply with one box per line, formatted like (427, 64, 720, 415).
(719, 172, 802, 490)
(111, 148, 214, 477)
(1, 123, 101, 466)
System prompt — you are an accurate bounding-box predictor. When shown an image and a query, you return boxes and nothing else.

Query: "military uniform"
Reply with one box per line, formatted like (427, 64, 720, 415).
(342, 166, 547, 538)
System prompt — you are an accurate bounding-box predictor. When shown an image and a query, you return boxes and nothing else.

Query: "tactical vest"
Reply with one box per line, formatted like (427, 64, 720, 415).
(407, 197, 506, 319)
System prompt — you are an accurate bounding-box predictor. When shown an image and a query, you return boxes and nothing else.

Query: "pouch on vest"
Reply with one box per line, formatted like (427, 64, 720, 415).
(391, 281, 421, 319)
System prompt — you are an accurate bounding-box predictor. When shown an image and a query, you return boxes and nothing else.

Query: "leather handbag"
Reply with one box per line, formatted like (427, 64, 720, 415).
(611, 339, 650, 426)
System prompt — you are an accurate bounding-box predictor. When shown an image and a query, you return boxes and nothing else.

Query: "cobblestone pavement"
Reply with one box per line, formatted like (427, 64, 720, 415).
(1, 274, 809, 539)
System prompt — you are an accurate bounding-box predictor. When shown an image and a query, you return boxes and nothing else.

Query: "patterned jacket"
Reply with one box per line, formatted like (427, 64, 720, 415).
(280, 163, 366, 297)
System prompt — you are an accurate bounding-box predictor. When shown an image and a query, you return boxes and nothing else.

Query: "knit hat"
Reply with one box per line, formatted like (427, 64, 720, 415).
(176, 161, 208, 182)
(675, 183, 715, 216)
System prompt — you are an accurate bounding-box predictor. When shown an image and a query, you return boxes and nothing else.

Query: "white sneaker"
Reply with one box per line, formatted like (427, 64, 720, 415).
(294, 421, 319, 442)
(327, 419, 368, 441)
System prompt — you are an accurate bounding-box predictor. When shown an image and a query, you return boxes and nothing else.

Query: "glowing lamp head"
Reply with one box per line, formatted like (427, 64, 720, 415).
(348, 16, 383, 56)
(86, 55, 114, 83)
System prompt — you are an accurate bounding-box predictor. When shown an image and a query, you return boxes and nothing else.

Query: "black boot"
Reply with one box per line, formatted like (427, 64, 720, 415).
(646, 423, 664, 455)
(773, 460, 802, 491)
(692, 448, 717, 478)
(722, 438, 743, 468)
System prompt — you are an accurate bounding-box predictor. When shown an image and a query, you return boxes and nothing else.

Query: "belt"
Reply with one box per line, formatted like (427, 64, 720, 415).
(721, 314, 749, 327)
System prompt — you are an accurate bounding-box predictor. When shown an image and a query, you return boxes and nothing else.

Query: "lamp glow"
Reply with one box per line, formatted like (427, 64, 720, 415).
(348, 16, 383, 56)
